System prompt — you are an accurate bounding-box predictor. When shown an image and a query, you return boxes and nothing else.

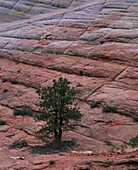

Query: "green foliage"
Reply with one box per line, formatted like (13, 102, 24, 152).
(13, 107, 33, 116)
(133, 116, 138, 122)
(10, 79, 18, 84)
(79, 70, 83, 76)
(90, 101, 101, 108)
(100, 40, 104, 44)
(35, 77, 83, 141)
(120, 144, 127, 151)
(104, 159, 113, 165)
(3, 89, 8, 93)
(102, 105, 117, 113)
(128, 134, 138, 148)
(76, 83, 82, 87)
(2, 78, 7, 83)
(49, 160, 55, 165)
(36, 88, 40, 93)
(109, 143, 119, 153)
(104, 140, 112, 146)
(9, 140, 28, 149)
(36, 85, 41, 93)
(0, 120, 6, 125)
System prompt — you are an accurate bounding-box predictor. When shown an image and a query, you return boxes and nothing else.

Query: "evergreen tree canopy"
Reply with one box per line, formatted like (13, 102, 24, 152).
(35, 77, 83, 141)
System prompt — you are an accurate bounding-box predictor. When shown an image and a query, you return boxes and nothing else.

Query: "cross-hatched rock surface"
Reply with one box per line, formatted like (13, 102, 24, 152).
(0, 0, 138, 169)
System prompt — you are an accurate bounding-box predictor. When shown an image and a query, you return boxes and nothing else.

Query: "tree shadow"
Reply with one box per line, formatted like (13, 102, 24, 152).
(31, 140, 76, 154)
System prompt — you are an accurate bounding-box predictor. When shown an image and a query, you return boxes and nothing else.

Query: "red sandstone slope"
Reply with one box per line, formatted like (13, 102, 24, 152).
(0, 0, 138, 169)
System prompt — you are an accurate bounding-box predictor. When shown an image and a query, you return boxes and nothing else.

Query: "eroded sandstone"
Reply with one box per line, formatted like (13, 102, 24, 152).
(0, 0, 138, 169)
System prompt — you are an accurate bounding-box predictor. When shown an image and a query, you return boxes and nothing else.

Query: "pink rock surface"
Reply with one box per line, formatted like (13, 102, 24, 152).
(0, 0, 138, 169)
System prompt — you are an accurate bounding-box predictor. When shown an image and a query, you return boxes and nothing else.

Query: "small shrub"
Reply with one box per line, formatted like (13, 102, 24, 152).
(102, 105, 117, 113)
(107, 143, 119, 153)
(79, 70, 83, 76)
(59, 153, 64, 156)
(36, 88, 40, 93)
(111, 143, 119, 150)
(49, 160, 55, 165)
(9, 140, 28, 149)
(104, 159, 113, 165)
(17, 69, 21, 73)
(36, 85, 41, 93)
(86, 73, 90, 77)
(6, 134, 15, 138)
(128, 134, 138, 148)
(10, 80, 18, 84)
(15, 61, 19, 64)
(2, 78, 7, 83)
(133, 116, 138, 122)
(13, 107, 33, 116)
(90, 102, 101, 108)
(120, 144, 127, 151)
(3, 89, 8, 93)
(100, 41, 104, 44)
(76, 83, 82, 87)
(0, 120, 6, 125)
(105, 141, 112, 146)
(70, 139, 77, 147)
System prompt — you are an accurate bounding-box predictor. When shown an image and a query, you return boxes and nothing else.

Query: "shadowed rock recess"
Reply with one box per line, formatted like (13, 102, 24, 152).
(0, 0, 138, 169)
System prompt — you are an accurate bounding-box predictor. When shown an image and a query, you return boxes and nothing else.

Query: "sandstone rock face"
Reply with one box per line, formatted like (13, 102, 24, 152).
(0, 0, 138, 169)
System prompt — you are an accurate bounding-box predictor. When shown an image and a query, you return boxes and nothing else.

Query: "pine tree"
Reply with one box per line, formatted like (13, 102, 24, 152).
(35, 77, 83, 141)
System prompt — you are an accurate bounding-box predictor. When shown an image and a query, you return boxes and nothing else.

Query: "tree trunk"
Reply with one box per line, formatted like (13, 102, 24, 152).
(54, 109, 58, 141)
(58, 117, 63, 141)
(58, 128, 62, 141)
(54, 129, 58, 140)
